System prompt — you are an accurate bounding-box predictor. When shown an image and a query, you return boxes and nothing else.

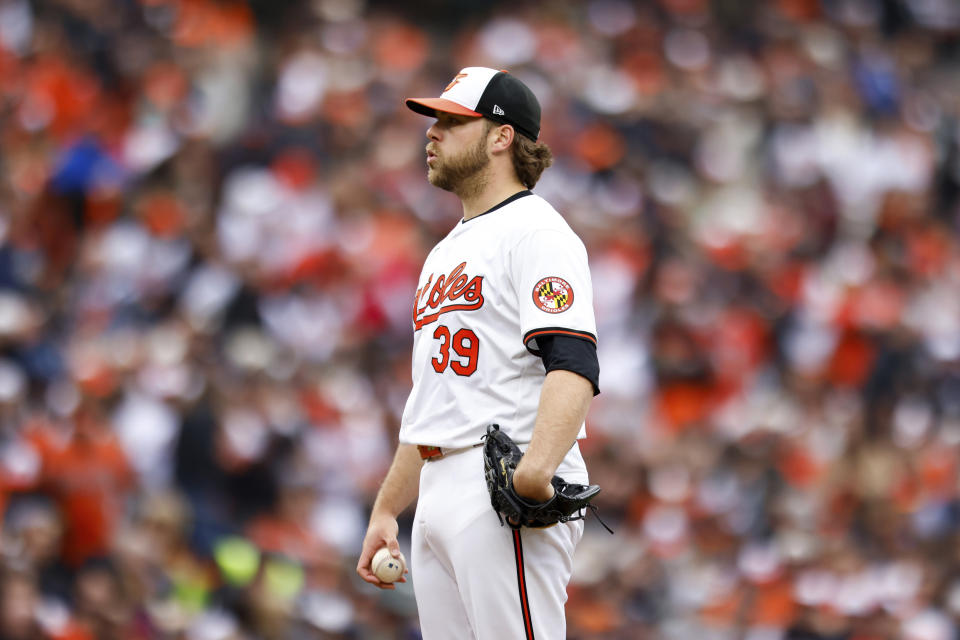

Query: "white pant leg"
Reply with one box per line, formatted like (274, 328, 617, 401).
(411, 495, 476, 640)
(450, 514, 583, 640)
(413, 446, 585, 640)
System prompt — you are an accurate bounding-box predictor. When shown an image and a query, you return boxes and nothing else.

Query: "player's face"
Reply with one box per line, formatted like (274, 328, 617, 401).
(425, 113, 490, 193)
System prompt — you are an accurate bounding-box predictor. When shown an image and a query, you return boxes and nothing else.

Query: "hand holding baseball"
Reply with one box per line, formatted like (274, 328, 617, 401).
(356, 514, 408, 589)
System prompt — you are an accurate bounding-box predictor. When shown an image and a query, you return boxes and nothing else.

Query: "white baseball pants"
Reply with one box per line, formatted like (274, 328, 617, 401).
(411, 443, 587, 640)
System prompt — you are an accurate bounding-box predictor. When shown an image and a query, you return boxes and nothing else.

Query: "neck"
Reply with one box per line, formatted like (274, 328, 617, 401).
(459, 176, 527, 221)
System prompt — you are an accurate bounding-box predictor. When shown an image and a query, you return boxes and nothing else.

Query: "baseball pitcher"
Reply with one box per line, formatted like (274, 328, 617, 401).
(357, 67, 603, 640)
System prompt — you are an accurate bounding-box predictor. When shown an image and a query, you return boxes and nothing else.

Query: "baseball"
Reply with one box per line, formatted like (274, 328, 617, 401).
(372, 547, 406, 583)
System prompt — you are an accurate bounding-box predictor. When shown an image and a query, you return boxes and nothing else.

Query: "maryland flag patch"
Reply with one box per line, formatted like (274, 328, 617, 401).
(533, 277, 574, 314)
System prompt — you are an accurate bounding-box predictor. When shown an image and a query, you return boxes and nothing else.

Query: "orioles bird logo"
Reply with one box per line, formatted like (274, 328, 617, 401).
(445, 73, 468, 92)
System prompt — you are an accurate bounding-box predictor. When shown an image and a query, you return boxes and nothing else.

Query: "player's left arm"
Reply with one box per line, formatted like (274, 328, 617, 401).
(509, 225, 598, 502)
(512, 369, 593, 502)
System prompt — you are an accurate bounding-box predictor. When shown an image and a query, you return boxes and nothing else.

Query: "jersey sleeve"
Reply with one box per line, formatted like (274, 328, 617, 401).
(538, 334, 601, 395)
(510, 228, 598, 354)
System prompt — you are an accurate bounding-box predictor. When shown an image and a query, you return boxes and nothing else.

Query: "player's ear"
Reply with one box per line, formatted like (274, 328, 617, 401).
(489, 123, 515, 153)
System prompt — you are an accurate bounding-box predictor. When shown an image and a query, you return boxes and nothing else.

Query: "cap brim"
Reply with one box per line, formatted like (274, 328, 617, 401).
(405, 97, 482, 118)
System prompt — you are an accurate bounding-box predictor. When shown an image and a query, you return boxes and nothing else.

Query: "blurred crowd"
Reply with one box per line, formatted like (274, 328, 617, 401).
(0, 0, 959, 638)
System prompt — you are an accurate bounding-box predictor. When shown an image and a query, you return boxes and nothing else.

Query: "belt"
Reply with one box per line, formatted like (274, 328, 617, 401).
(417, 442, 484, 461)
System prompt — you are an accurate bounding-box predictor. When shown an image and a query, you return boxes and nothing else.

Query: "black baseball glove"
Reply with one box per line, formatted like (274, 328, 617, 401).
(482, 424, 612, 533)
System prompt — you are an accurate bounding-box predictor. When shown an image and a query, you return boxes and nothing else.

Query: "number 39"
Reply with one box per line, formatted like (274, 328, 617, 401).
(431, 326, 479, 376)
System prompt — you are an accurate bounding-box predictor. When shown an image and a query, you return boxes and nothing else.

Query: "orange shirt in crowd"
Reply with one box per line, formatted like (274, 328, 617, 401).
(26, 413, 134, 568)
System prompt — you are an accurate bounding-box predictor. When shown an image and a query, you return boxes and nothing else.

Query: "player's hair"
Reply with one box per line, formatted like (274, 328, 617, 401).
(510, 134, 553, 189)
(485, 119, 553, 189)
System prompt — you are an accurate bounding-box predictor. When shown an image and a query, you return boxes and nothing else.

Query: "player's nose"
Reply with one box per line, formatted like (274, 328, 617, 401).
(426, 121, 440, 141)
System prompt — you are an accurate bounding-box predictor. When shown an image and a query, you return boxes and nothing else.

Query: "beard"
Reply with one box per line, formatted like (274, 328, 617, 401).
(427, 133, 490, 198)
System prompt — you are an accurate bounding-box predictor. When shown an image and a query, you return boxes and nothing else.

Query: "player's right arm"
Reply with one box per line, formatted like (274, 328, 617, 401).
(357, 443, 423, 589)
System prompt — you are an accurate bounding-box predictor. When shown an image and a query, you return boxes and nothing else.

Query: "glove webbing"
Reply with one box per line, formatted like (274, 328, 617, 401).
(496, 502, 613, 534)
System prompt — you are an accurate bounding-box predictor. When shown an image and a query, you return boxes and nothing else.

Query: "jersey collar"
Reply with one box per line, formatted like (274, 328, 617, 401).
(463, 190, 533, 223)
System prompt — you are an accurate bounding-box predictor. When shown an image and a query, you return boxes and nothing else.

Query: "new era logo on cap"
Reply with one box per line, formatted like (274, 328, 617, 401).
(406, 67, 541, 141)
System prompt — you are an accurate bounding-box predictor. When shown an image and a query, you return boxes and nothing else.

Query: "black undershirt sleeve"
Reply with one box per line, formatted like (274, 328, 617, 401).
(535, 335, 600, 396)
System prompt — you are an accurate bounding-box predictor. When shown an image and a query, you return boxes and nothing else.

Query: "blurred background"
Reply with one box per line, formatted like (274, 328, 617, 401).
(0, 0, 958, 638)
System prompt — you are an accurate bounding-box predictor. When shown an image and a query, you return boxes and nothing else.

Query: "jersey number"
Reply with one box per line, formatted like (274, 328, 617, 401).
(431, 326, 478, 376)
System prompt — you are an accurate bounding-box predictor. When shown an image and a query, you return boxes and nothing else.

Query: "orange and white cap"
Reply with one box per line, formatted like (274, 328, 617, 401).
(406, 67, 541, 141)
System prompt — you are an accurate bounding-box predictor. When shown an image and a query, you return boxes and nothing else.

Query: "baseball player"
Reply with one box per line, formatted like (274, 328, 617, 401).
(357, 67, 600, 639)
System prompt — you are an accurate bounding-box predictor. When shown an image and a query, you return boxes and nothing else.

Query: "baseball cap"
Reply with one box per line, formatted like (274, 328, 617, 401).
(406, 67, 541, 141)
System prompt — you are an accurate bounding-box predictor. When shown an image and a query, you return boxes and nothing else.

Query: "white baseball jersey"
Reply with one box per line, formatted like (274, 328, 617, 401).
(399, 191, 597, 448)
